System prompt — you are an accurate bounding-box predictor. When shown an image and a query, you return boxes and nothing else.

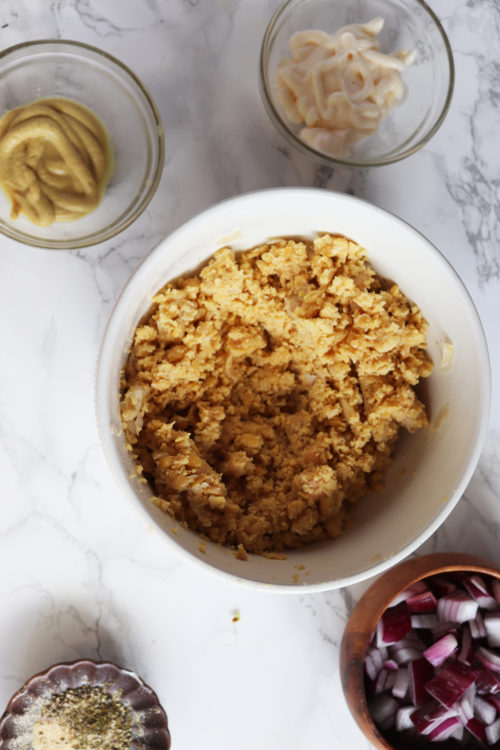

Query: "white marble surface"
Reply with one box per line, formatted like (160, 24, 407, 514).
(0, 1, 499, 748)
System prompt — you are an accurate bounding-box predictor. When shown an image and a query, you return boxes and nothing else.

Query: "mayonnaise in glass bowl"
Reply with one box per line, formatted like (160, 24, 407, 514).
(260, 0, 454, 168)
(0, 40, 164, 249)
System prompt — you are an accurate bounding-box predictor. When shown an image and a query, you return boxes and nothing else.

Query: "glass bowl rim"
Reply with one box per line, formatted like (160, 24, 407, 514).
(0, 38, 165, 250)
(259, 0, 455, 168)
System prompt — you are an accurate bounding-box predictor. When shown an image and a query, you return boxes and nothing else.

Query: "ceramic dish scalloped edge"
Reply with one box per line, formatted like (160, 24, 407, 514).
(340, 552, 500, 749)
(0, 659, 171, 750)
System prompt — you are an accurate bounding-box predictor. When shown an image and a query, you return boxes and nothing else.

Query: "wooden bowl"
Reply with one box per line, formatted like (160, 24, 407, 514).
(339, 552, 500, 749)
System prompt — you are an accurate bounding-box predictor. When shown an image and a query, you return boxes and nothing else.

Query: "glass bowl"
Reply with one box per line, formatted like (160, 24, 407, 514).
(260, 0, 454, 167)
(0, 40, 164, 249)
(340, 553, 500, 749)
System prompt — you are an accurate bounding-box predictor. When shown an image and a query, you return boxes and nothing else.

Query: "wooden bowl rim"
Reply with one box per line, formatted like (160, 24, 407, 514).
(339, 552, 500, 749)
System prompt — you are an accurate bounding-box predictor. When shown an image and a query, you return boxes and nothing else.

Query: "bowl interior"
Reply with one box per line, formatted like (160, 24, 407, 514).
(0, 41, 163, 249)
(96, 189, 489, 591)
(260, 0, 454, 166)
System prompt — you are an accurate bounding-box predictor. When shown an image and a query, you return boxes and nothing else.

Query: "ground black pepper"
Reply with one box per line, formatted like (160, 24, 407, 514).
(31, 685, 133, 750)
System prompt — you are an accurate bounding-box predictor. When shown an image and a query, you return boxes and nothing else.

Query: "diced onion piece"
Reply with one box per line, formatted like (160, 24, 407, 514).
(365, 645, 388, 681)
(492, 579, 500, 605)
(485, 717, 500, 745)
(406, 590, 438, 614)
(374, 667, 396, 694)
(428, 715, 462, 741)
(410, 700, 455, 734)
(474, 695, 497, 725)
(457, 624, 473, 665)
(423, 633, 458, 668)
(411, 614, 439, 629)
(464, 575, 499, 610)
(383, 659, 399, 672)
(377, 601, 411, 645)
(470, 611, 487, 639)
(425, 661, 479, 708)
(484, 612, 500, 648)
(392, 667, 409, 700)
(409, 658, 435, 707)
(395, 705, 414, 731)
(437, 591, 479, 624)
(477, 667, 500, 696)
(428, 576, 457, 598)
(477, 647, 500, 674)
(368, 694, 399, 730)
(466, 716, 488, 744)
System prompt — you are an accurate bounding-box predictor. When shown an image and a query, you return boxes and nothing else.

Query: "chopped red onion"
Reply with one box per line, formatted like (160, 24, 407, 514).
(487, 694, 500, 712)
(492, 579, 500, 605)
(466, 716, 488, 744)
(377, 601, 411, 645)
(383, 658, 399, 672)
(474, 695, 497, 725)
(392, 667, 409, 700)
(456, 688, 474, 725)
(428, 715, 462, 741)
(368, 693, 399, 731)
(411, 614, 440, 630)
(425, 661, 479, 708)
(431, 621, 458, 640)
(485, 717, 500, 745)
(437, 591, 479, 624)
(477, 647, 500, 674)
(395, 705, 415, 732)
(365, 570, 500, 747)
(410, 700, 455, 734)
(365, 644, 388, 681)
(477, 667, 500, 696)
(450, 724, 464, 742)
(457, 624, 474, 665)
(484, 612, 500, 648)
(428, 576, 457, 598)
(390, 580, 428, 607)
(423, 633, 458, 668)
(470, 611, 487, 639)
(464, 575, 499, 611)
(374, 667, 396, 694)
(409, 657, 434, 707)
(407, 590, 438, 614)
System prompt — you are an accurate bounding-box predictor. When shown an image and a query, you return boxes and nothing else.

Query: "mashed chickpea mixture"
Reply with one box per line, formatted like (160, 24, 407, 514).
(120, 235, 432, 557)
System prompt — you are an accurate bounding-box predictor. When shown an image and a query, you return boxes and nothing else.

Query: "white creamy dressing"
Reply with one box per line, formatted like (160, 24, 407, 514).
(276, 18, 415, 157)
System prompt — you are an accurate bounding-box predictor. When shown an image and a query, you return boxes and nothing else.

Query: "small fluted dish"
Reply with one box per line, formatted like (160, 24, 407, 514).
(0, 659, 171, 749)
(340, 552, 500, 749)
(0, 40, 164, 249)
(260, 0, 454, 167)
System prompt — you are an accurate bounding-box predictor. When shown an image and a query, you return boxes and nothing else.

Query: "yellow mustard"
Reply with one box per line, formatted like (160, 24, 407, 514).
(0, 97, 112, 226)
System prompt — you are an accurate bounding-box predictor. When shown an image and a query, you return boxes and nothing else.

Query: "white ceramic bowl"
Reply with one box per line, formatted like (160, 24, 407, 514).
(96, 188, 490, 592)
